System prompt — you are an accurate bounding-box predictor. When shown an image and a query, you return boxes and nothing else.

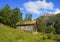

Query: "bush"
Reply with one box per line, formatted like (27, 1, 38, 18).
(46, 26, 55, 34)
(54, 35, 60, 42)
(47, 33, 55, 39)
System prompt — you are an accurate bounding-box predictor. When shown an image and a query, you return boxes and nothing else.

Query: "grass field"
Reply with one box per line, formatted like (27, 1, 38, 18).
(0, 23, 57, 42)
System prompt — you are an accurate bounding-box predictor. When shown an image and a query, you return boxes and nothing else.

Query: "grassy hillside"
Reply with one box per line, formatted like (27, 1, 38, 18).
(0, 24, 57, 42)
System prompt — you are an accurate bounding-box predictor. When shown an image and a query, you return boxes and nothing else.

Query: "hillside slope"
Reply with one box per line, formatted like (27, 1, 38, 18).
(0, 24, 57, 42)
(0, 24, 32, 42)
(0, 24, 39, 42)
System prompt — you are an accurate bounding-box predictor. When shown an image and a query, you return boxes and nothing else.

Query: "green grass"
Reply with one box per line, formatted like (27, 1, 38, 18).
(0, 24, 57, 42)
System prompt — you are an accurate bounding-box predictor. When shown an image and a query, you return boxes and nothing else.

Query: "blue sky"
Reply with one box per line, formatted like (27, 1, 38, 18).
(0, 0, 60, 19)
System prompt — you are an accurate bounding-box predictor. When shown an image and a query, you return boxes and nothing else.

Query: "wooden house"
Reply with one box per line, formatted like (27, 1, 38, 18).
(16, 20, 37, 33)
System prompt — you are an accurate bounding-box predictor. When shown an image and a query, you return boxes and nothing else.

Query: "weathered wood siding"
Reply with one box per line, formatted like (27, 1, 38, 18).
(17, 25, 34, 32)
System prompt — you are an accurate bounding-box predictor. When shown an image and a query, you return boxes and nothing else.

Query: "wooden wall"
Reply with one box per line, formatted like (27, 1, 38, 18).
(17, 25, 34, 32)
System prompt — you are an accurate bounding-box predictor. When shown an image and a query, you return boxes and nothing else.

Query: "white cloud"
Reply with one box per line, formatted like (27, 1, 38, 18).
(47, 8, 60, 15)
(54, 8, 60, 14)
(23, 0, 60, 15)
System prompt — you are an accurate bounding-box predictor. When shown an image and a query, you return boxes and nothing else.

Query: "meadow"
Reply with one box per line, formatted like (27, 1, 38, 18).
(0, 23, 57, 42)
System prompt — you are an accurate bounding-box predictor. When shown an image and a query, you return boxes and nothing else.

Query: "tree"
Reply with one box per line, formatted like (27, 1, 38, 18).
(37, 17, 47, 40)
(0, 10, 3, 23)
(12, 8, 23, 27)
(0, 4, 12, 25)
(47, 15, 55, 23)
(24, 14, 32, 21)
(0, 4, 23, 27)
(37, 17, 46, 32)
(54, 13, 60, 34)
(13, 8, 22, 21)
(46, 26, 55, 34)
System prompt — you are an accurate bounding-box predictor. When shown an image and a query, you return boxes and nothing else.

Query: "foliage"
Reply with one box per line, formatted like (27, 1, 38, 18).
(0, 4, 60, 42)
(0, 4, 22, 27)
(46, 26, 55, 34)
(24, 14, 32, 21)
(47, 33, 55, 39)
(54, 20, 60, 34)
(47, 15, 55, 23)
(37, 18, 46, 32)
(54, 13, 60, 34)
(54, 35, 60, 42)
(0, 24, 57, 42)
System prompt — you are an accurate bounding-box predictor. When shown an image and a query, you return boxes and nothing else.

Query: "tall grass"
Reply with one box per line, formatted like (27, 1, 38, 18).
(0, 24, 57, 42)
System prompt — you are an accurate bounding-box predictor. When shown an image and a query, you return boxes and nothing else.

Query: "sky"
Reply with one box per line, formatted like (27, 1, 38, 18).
(0, 0, 60, 19)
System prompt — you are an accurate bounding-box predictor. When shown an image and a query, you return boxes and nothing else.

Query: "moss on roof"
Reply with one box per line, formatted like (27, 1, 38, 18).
(16, 20, 36, 25)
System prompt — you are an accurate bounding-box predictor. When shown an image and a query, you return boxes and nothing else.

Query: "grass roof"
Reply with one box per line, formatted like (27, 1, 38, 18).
(16, 20, 36, 25)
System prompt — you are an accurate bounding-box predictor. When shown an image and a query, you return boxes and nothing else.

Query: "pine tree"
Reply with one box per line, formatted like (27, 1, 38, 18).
(24, 14, 32, 21)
